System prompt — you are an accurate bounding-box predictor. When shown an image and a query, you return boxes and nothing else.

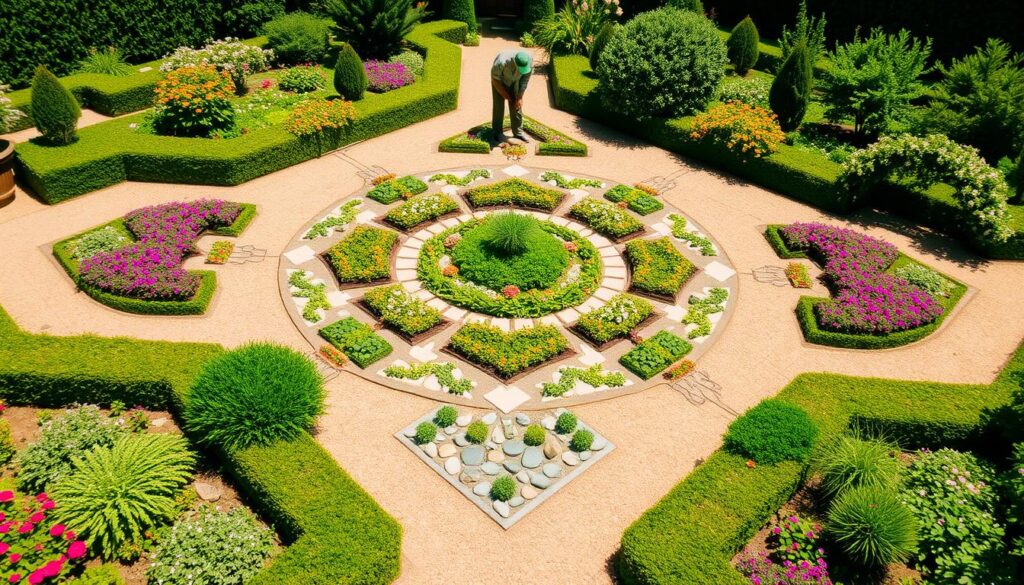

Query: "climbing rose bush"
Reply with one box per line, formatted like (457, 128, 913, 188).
(0, 490, 89, 584)
(781, 223, 944, 334)
(839, 134, 1011, 243)
(79, 200, 241, 301)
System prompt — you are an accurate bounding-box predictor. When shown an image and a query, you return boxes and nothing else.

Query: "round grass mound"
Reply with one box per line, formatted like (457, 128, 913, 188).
(450, 213, 569, 291)
(185, 342, 325, 451)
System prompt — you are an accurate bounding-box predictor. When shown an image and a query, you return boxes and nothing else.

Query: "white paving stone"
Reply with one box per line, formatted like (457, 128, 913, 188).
(414, 289, 435, 301)
(599, 246, 619, 258)
(578, 297, 605, 312)
(549, 216, 570, 226)
(578, 228, 594, 237)
(604, 256, 625, 268)
(355, 210, 378, 225)
(555, 307, 580, 324)
(396, 269, 417, 281)
(457, 213, 473, 222)
(325, 291, 351, 306)
(602, 277, 627, 290)
(513, 318, 534, 330)
(444, 306, 468, 320)
(650, 222, 672, 235)
(492, 318, 511, 332)
(484, 385, 530, 413)
(704, 261, 737, 282)
(464, 313, 489, 324)
(442, 185, 459, 196)
(593, 287, 617, 301)
(565, 221, 586, 231)
(395, 258, 417, 269)
(426, 223, 446, 234)
(605, 266, 627, 278)
(409, 342, 438, 362)
(283, 245, 316, 265)
(501, 164, 530, 177)
(440, 217, 460, 228)
(538, 315, 560, 326)
(587, 234, 612, 247)
(401, 280, 422, 293)
(426, 298, 449, 311)
(397, 247, 418, 259)
(577, 343, 606, 366)
(664, 304, 687, 321)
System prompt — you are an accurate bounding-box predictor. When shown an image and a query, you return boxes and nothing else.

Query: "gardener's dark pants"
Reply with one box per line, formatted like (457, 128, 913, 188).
(492, 84, 523, 139)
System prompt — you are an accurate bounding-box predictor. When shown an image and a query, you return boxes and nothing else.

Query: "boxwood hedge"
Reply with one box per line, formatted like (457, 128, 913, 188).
(15, 21, 467, 203)
(617, 341, 1024, 585)
(0, 304, 402, 583)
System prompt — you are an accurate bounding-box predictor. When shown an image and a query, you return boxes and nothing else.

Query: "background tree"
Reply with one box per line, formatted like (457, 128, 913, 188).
(523, 0, 555, 31)
(727, 16, 760, 76)
(30, 65, 80, 145)
(666, 0, 703, 13)
(769, 41, 812, 131)
(819, 28, 932, 137)
(323, 0, 426, 59)
(442, 0, 477, 32)
(917, 39, 1024, 163)
(778, 0, 826, 66)
(333, 42, 367, 100)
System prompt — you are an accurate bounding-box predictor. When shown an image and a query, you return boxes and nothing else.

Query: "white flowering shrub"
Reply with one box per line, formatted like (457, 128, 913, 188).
(0, 83, 26, 132)
(161, 39, 274, 93)
(840, 133, 1011, 243)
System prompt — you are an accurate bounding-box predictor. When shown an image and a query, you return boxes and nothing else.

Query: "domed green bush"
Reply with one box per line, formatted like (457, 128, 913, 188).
(185, 343, 325, 451)
(465, 420, 488, 444)
(723, 399, 817, 464)
(523, 424, 546, 446)
(828, 485, 919, 567)
(570, 429, 594, 452)
(451, 215, 569, 291)
(31, 65, 81, 145)
(490, 475, 516, 502)
(589, 22, 618, 71)
(333, 42, 367, 100)
(263, 11, 332, 65)
(434, 405, 458, 428)
(727, 16, 760, 76)
(817, 436, 902, 498)
(770, 41, 812, 131)
(442, 0, 477, 31)
(597, 8, 726, 119)
(555, 411, 577, 434)
(414, 421, 438, 445)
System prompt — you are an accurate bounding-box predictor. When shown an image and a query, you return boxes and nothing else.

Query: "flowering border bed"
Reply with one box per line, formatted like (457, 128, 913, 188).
(437, 116, 588, 156)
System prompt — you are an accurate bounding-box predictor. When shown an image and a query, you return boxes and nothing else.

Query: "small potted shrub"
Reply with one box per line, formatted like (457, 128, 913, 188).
(0, 81, 24, 206)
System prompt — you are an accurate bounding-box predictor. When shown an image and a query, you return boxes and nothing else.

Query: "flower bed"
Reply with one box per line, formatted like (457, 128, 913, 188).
(323, 226, 398, 286)
(574, 293, 654, 346)
(785, 262, 812, 288)
(437, 116, 588, 156)
(682, 288, 728, 339)
(428, 169, 490, 186)
(462, 178, 565, 211)
(383, 362, 472, 395)
(625, 237, 697, 300)
(206, 241, 234, 264)
(540, 364, 627, 397)
(540, 171, 601, 190)
(382, 192, 459, 231)
(604, 185, 664, 216)
(367, 176, 428, 204)
(305, 200, 362, 239)
(417, 219, 601, 318)
(446, 323, 571, 380)
(318, 317, 393, 368)
(619, 330, 693, 380)
(568, 197, 645, 240)
(362, 284, 445, 340)
(667, 213, 716, 256)
(365, 60, 415, 93)
(289, 270, 330, 323)
(0, 489, 89, 583)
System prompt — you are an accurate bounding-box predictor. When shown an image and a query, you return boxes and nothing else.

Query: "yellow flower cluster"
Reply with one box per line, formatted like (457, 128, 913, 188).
(284, 99, 357, 137)
(154, 64, 234, 112)
(690, 101, 785, 158)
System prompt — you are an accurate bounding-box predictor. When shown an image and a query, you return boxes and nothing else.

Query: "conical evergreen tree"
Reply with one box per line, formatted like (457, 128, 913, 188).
(589, 22, 618, 71)
(442, 0, 477, 31)
(333, 42, 367, 101)
(523, 0, 555, 30)
(727, 16, 760, 76)
(31, 65, 80, 145)
(769, 41, 812, 131)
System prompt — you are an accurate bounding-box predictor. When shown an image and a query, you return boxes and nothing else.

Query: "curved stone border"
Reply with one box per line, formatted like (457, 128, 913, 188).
(278, 165, 738, 411)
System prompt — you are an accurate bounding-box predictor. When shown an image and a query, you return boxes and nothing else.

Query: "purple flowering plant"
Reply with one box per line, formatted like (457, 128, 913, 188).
(781, 222, 943, 334)
(79, 200, 241, 301)
(772, 515, 825, 565)
(737, 552, 833, 585)
(364, 60, 415, 92)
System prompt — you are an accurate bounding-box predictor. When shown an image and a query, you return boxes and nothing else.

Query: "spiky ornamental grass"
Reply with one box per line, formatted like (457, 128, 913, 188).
(484, 212, 540, 255)
(185, 343, 325, 451)
(816, 435, 902, 499)
(828, 485, 919, 568)
(51, 434, 195, 559)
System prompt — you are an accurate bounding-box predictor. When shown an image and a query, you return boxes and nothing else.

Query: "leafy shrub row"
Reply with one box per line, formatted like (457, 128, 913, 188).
(366, 175, 427, 204)
(619, 330, 692, 380)
(383, 192, 459, 230)
(464, 178, 565, 211)
(604, 185, 663, 215)
(447, 323, 569, 379)
(318, 317, 393, 368)
(569, 197, 645, 239)
(363, 284, 443, 337)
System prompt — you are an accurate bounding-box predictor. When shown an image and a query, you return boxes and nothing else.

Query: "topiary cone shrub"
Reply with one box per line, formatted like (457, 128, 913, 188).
(523, 0, 555, 30)
(589, 22, 618, 71)
(769, 40, 813, 131)
(442, 0, 477, 31)
(31, 65, 81, 145)
(723, 398, 817, 464)
(333, 42, 367, 101)
(727, 16, 760, 76)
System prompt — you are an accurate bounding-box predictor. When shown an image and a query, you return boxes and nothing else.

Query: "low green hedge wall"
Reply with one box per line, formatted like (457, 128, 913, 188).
(15, 22, 466, 203)
(618, 342, 1024, 585)
(0, 304, 403, 583)
(550, 54, 1024, 259)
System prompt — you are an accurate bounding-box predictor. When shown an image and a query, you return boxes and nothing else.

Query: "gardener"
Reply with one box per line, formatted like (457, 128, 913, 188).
(490, 49, 533, 145)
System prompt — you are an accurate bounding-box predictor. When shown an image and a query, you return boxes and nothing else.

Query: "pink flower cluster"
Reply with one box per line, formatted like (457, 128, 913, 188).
(364, 60, 415, 92)
(79, 200, 241, 301)
(737, 552, 832, 585)
(781, 223, 943, 334)
(0, 491, 88, 584)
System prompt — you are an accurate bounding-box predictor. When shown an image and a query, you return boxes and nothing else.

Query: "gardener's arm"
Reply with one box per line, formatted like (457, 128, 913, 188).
(513, 73, 531, 109)
(491, 76, 511, 101)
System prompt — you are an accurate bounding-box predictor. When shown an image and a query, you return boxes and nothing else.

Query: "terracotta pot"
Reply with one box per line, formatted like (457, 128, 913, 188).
(0, 139, 13, 207)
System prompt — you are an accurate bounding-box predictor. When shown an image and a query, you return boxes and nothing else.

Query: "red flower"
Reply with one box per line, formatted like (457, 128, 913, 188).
(64, 531, 76, 541)
(32, 545, 40, 553)
(49, 525, 65, 538)
(16, 523, 32, 535)
(0, 492, 13, 503)
(39, 502, 53, 511)
(28, 513, 43, 524)
(33, 494, 46, 504)
(8, 574, 19, 583)
(66, 541, 86, 560)
(0, 543, 7, 555)
(40, 560, 62, 578)
(26, 571, 42, 585)
(0, 523, 9, 534)
(9, 553, 20, 564)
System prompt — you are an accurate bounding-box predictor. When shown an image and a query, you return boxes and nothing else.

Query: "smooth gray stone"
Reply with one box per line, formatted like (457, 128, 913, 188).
(402, 428, 417, 438)
(530, 473, 551, 489)
(542, 463, 562, 478)
(503, 461, 522, 474)
(591, 436, 607, 451)
(421, 442, 438, 458)
(480, 462, 501, 475)
(502, 439, 526, 456)
(473, 482, 492, 497)
(482, 412, 497, 425)
(562, 452, 580, 466)
(540, 416, 556, 430)
(515, 413, 530, 426)
(454, 433, 469, 447)
(455, 414, 471, 426)
(444, 425, 458, 435)
(493, 500, 511, 518)
(521, 446, 543, 469)
(579, 450, 593, 461)
(461, 445, 485, 466)
(509, 496, 524, 508)
(516, 470, 530, 483)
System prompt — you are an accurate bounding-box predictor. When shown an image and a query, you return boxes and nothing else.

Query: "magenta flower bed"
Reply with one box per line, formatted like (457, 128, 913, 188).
(781, 222, 943, 334)
(79, 200, 240, 301)
(0, 490, 90, 584)
(737, 552, 833, 585)
(364, 60, 414, 92)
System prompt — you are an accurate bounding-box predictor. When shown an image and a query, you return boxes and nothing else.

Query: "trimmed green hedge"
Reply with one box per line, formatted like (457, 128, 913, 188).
(550, 54, 1024, 259)
(0, 304, 402, 582)
(438, 115, 588, 156)
(618, 341, 1024, 585)
(15, 21, 467, 203)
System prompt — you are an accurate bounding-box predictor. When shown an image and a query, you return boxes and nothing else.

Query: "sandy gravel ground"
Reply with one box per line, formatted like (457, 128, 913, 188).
(2, 33, 1023, 585)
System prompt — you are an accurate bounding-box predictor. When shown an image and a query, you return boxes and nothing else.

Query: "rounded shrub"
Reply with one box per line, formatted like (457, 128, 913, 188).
(490, 475, 516, 502)
(434, 405, 458, 428)
(31, 65, 81, 145)
(389, 50, 425, 76)
(723, 399, 817, 464)
(465, 420, 488, 444)
(414, 421, 438, 445)
(597, 8, 727, 119)
(442, 0, 477, 31)
(769, 41, 812, 131)
(589, 22, 618, 71)
(523, 0, 555, 29)
(666, 0, 704, 12)
(523, 424, 546, 446)
(451, 215, 569, 291)
(817, 436, 902, 499)
(727, 16, 760, 76)
(555, 411, 577, 435)
(334, 42, 367, 101)
(185, 342, 325, 452)
(262, 11, 332, 65)
(75, 565, 126, 585)
(570, 429, 594, 452)
(828, 485, 919, 567)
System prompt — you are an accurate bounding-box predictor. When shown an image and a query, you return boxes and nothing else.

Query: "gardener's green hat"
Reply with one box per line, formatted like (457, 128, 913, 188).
(515, 51, 532, 75)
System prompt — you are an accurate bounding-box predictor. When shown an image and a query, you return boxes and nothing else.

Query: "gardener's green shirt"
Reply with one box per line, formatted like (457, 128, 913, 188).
(491, 50, 532, 96)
